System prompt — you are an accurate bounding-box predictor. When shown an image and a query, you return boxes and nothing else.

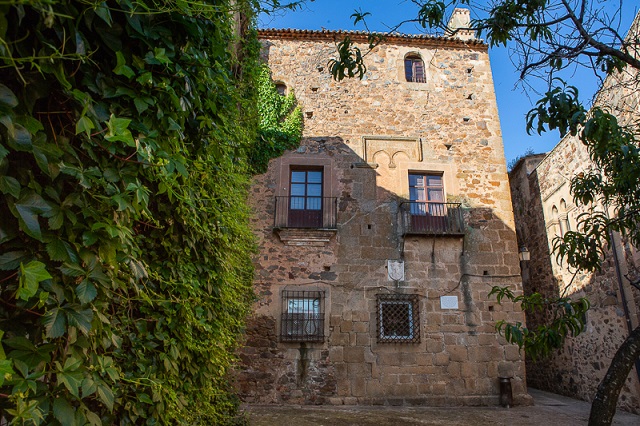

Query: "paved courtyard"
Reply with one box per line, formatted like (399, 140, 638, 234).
(244, 388, 640, 425)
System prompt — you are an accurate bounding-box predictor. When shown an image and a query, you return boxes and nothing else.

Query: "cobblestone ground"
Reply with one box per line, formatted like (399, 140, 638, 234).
(244, 389, 640, 426)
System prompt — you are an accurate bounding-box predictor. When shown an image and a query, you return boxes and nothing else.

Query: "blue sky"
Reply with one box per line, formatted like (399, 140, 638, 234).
(259, 1, 639, 164)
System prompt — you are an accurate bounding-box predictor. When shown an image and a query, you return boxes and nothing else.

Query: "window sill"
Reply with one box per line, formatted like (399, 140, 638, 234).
(274, 228, 337, 246)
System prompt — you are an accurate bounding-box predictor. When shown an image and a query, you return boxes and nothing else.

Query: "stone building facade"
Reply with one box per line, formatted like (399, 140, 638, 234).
(508, 12, 640, 414)
(236, 11, 530, 406)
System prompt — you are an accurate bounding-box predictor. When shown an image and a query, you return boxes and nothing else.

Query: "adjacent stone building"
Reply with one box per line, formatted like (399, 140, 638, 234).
(508, 12, 640, 414)
(236, 10, 530, 406)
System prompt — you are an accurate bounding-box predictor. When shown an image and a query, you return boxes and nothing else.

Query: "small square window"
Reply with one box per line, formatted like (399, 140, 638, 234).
(281, 290, 325, 342)
(377, 294, 420, 343)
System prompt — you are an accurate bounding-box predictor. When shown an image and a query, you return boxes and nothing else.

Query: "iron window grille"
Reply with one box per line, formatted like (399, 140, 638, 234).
(281, 290, 325, 342)
(377, 294, 420, 343)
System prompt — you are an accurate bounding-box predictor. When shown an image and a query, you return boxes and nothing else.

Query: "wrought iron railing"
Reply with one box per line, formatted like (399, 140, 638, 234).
(399, 202, 465, 235)
(274, 196, 337, 229)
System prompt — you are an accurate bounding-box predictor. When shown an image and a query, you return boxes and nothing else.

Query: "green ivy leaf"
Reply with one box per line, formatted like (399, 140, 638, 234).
(96, 383, 114, 411)
(114, 51, 135, 78)
(53, 397, 76, 426)
(6, 340, 54, 366)
(46, 207, 65, 230)
(94, 2, 112, 26)
(105, 114, 134, 146)
(3, 336, 36, 352)
(46, 239, 79, 263)
(76, 116, 95, 138)
(138, 393, 153, 404)
(60, 262, 86, 277)
(14, 191, 51, 241)
(18, 261, 52, 300)
(128, 258, 148, 281)
(0, 84, 18, 108)
(84, 408, 102, 426)
(0, 251, 28, 270)
(57, 368, 83, 397)
(6, 121, 32, 151)
(0, 176, 21, 198)
(43, 307, 67, 338)
(0, 359, 13, 386)
(134, 97, 150, 114)
(66, 306, 93, 335)
(82, 376, 98, 397)
(76, 279, 97, 304)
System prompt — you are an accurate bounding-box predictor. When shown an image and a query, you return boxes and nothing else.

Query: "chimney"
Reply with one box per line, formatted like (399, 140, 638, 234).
(446, 8, 476, 40)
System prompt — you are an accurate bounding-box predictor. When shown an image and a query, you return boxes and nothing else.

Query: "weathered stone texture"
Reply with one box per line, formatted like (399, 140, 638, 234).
(236, 26, 529, 407)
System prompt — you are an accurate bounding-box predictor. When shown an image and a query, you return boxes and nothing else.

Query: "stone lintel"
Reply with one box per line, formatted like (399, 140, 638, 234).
(275, 228, 337, 246)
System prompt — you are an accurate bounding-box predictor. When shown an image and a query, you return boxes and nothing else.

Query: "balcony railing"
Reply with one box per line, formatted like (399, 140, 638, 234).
(399, 202, 465, 235)
(274, 196, 338, 229)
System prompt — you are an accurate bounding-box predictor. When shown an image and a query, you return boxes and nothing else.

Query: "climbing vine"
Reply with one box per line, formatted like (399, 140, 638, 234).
(251, 64, 303, 173)
(0, 0, 266, 424)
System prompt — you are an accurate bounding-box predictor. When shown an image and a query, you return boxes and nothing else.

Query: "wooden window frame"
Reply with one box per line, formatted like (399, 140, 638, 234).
(404, 55, 426, 83)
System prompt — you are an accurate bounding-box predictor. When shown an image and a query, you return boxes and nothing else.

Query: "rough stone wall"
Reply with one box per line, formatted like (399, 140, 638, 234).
(236, 30, 529, 406)
(510, 145, 640, 413)
(507, 12, 640, 413)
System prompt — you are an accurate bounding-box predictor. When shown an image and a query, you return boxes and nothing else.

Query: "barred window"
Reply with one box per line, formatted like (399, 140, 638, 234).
(281, 290, 325, 342)
(377, 294, 420, 343)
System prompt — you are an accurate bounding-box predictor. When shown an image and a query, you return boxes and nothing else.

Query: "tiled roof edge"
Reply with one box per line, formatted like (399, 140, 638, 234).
(257, 28, 486, 49)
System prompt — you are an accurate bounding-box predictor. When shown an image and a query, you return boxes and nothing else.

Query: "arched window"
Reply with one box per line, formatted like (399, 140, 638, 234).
(404, 54, 426, 83)
(275, 82, 287, 96)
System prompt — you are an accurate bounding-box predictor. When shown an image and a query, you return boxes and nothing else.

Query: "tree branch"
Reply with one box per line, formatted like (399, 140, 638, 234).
(561, 0, 640, 71)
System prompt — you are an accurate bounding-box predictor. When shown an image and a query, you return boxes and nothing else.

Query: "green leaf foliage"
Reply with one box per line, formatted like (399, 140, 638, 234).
(489, 286, 590, 361)
(251, 64, 303, 173)
(0, 0, 265, 423)
(527, 82, 640, 274)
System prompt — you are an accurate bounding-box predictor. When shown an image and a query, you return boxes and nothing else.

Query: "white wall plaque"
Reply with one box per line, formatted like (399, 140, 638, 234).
(440, 296, 459, 310)
(387, 260, 405, 281)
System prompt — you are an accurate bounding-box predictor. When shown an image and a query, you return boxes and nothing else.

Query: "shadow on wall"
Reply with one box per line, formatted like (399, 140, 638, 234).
(233, 135, 527, 406)
(518, 167, 640, 414)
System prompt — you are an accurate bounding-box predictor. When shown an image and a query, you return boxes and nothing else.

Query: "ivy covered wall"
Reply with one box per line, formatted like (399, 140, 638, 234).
(0, 0, 276, 423)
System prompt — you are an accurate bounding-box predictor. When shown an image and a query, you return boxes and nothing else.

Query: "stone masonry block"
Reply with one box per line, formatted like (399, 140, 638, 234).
(505, 344, 522, 362)
(347, 362, 372, 377)
(340, 320, 353, 333)
(448, 345, 468, 362)
(389, 383, 418, 396)
(330, 315, 342, 326)
(351, 376, 366, 396)
(343, 347, 365, 363)
(365, 380, 386, 397)
(433, 352, 450, 366)
(329, 346, 343, 363)
(447, 362, 461, 378)
(356, 333, 370, 346)
(399, 352, 417, 365)
(377, 352, 401, 366)
(353, 321, 368, 333)
(381, 374, 399, 386)
(331, 332, 349, 346)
